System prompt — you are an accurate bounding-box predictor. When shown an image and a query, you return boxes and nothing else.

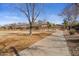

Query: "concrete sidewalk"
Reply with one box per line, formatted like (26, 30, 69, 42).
(19, 30, 71, 56)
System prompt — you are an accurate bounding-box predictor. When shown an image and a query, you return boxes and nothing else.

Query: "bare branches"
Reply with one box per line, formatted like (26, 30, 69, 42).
(32, 9, 40, 23)
(60, 3, 79, 21)
(16, 3, 41, 35)
(26, 4, 31, 23)
(16, 7, 28, 17)
(60, 3, 79, 30)
(60, 4, 73, 16)
(35, 11, 40, 21)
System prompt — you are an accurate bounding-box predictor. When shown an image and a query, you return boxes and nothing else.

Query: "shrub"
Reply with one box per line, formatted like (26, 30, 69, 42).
(69, 29, 76, 35)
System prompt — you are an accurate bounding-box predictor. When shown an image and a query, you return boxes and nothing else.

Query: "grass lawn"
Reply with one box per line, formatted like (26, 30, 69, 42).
(0, 30, 51, 55)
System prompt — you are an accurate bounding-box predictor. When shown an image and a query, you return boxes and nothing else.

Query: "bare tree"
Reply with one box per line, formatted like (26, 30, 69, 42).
(16, 3, 40, 35)
(60, 3, 79, 30)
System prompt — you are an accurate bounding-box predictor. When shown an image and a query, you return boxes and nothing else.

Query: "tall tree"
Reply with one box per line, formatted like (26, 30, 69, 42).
(60, 3, 79, 30)
(16, 3, 40, 35)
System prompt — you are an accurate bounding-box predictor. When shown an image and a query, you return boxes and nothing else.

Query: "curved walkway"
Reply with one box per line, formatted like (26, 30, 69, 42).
(19, 29, 71, 56)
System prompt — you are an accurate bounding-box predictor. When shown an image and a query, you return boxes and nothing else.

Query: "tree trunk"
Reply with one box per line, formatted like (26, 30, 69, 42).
(29, 22, 32, 35)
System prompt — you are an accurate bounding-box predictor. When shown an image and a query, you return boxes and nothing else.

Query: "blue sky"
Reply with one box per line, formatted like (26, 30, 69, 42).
(0, 3, 70, 25)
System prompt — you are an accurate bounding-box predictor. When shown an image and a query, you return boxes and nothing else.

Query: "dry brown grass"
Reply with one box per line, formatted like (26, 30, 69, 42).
(0, 31, 51, 55)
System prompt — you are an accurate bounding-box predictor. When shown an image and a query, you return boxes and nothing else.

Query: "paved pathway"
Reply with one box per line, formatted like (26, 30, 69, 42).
(19, 29, 71, 56)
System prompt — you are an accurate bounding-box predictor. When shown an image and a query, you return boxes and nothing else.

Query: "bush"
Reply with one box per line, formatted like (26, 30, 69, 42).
(69, 29, 76, 35)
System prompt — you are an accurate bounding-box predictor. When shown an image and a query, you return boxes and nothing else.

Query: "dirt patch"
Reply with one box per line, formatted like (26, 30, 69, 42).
(64, 30, 79, 56)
